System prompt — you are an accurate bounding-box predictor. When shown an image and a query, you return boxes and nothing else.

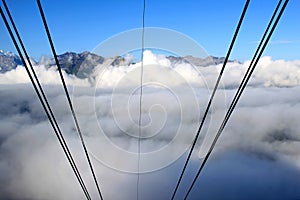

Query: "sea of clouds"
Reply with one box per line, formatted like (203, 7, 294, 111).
(0, 50, 300, 200)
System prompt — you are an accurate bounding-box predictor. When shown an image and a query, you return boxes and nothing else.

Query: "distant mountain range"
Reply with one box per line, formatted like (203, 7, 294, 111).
(0, 50, 236, 78)
(0, 50, 23, 73)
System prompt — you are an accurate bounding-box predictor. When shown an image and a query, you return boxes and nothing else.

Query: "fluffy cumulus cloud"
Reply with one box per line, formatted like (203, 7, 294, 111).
(0, 51, 300, 200)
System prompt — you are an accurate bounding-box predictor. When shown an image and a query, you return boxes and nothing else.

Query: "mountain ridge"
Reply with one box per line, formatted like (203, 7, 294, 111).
(0, 50, 237, 77)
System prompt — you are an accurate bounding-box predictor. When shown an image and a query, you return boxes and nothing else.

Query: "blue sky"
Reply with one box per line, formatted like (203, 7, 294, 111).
(0, 0, 299, 61)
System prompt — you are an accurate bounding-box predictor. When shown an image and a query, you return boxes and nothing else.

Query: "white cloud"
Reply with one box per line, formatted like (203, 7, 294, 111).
(0, 51, 300, 199)
(0, 65, 90, 86)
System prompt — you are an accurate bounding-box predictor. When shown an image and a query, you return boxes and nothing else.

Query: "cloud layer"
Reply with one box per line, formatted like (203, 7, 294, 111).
(0, 51, 300, 199)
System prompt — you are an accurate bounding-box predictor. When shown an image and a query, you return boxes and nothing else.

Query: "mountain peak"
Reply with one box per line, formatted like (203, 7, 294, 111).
(0, 50, 22, 73)
(0, 50, 17, 57)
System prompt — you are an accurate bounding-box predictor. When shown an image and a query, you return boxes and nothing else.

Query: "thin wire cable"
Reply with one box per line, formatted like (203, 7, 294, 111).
(137, 0, 146, 199)
(0, 5, 91, 200)
(36, 0, 103, 199)
(170, 1, 250, 199)
(183, 1, 289, 199)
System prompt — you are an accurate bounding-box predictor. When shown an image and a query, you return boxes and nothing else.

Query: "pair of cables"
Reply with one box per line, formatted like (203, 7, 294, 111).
(0, 0, 104, 199)
(171, 0, 289, 199)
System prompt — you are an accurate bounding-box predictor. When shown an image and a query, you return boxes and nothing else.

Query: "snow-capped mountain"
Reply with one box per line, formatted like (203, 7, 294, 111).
(0, 50, 22, 73)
